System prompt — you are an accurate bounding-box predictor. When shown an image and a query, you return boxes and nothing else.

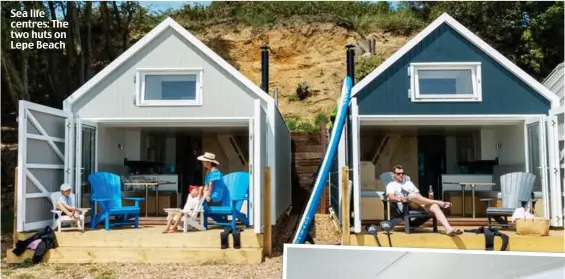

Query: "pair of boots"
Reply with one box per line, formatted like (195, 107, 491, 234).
(220, 227, 241, 249)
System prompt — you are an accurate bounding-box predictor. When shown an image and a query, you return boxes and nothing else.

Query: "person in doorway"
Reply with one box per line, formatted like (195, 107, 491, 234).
(385, 165, 462, 236)
(57, 183, 82, 230)
(196, 152, 227, 205)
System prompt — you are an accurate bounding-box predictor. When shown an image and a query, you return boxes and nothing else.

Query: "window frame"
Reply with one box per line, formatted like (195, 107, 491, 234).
(409, 62, 482, 102)
(136, 68, 203, 107)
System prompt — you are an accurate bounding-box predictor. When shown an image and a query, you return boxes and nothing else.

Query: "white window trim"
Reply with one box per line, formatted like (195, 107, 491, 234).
(136, 68, 203, 107)
(410, 62, 482, 102)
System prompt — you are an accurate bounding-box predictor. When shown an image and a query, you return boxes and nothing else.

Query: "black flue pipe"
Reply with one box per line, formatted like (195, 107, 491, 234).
(346, 44, 355, 84)
(261, 44, 270, 94)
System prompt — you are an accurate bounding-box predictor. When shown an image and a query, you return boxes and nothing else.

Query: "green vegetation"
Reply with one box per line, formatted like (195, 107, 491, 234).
(314, 112, 329, 130)
(1, 208, 14, 234)
(285, 116, 319, 133)
(355, 55, 385, 83)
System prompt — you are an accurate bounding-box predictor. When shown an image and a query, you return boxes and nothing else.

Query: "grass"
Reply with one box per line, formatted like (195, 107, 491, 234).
(94, 270, 116, 279)
(15, 274, 35, 279)
(168, 2, 425, 38)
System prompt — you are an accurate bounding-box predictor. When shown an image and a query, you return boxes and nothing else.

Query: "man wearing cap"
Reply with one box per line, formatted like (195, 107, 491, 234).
(57, 183, 82, 230)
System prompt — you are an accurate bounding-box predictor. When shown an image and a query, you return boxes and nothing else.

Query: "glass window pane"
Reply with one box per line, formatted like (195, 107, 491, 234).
(527, 123, 541, 192)
(418, 69, 473, 95)
(145, 75, 197, 101)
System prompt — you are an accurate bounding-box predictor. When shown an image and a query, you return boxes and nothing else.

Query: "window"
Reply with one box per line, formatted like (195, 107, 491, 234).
(136, 69, 203, 106)
(410, 62, 482, 102)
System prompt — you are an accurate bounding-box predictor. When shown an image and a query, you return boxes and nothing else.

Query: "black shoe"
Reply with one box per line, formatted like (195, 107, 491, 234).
(232, 228, 241, 249)
(220, 231, 229, 249)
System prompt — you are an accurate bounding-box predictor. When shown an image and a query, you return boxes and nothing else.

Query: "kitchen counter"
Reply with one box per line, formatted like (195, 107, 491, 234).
(126, 174, 179, 192)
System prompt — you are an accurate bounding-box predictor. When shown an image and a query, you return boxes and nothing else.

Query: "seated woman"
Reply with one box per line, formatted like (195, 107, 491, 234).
(196, 152, 228, 206)
(163, 187, 202, 233)
(57, 183, 82, 230)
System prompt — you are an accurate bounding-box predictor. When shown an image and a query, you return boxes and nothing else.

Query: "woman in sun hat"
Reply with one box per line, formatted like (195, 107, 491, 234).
(197, 152, 228, 205)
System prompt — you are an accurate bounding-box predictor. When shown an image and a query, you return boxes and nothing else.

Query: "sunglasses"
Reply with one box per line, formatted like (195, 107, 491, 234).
(394, 172, 404, 175)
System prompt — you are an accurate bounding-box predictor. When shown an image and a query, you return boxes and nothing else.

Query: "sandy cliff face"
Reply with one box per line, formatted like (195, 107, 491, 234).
(196, 21, 410, 121)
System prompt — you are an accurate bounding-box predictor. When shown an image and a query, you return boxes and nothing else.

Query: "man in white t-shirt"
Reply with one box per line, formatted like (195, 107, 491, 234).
(386, 165, 462, 236)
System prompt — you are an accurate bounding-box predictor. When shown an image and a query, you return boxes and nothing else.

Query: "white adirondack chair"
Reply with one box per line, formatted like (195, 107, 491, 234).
(50, 192, 89, 232)
(500, 172, 536, 208)
(163, 196, 206, 232)
(483, 172, 536, 228)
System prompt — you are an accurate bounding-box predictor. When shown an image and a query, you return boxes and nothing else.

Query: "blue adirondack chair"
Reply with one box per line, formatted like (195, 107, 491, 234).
(88, 172, 144, 230)
(203, 172, 250, 231)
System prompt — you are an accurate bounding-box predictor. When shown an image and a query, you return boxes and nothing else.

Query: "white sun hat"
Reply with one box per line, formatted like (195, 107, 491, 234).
(197, 152, 220, 165)
(60, 183, 72, 191)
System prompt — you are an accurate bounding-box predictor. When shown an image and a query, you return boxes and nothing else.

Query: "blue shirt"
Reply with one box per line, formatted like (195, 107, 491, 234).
(205, 169, 227, 203)
(58, 194, 75, 207)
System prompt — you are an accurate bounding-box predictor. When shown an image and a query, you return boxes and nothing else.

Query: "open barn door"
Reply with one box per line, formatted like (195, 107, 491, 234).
(351, 98, 361, 233)
(525, 116, 550, 219)
(16, 101, 73, 232)
(252, 99, 264, 233)
(547, 110, 563, 227)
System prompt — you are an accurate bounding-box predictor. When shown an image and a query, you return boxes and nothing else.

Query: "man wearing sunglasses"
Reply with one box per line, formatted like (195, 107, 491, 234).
(386, 165, 462, 236)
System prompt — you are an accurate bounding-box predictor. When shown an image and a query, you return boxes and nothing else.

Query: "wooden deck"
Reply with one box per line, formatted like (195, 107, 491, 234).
(349, 226, 564, 253)
(6, 225, 264, 264)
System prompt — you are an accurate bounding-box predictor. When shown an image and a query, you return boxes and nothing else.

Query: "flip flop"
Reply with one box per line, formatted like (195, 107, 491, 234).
(447, 229, 463, 236)
(441, 202, 452, 209)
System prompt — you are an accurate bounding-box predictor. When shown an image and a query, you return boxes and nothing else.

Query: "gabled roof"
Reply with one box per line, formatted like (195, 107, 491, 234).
(64, 17, 272, 107)
(352, 13, 559, 108)
(542, 62, 564, 106)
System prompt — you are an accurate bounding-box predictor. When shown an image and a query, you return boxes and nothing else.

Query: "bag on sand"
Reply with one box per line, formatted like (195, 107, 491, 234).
(515, 204, 549, 237)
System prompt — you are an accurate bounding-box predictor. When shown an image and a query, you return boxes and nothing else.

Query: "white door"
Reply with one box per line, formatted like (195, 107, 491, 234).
(547, 111, 563, 227)
(351, 98, 362, 233)
(525, 116, 550, 219)
(248, 118, 255, 228)
(74, 119, 98, 208)
(16, 100, 73, 232)
(252, 99, 263, 233)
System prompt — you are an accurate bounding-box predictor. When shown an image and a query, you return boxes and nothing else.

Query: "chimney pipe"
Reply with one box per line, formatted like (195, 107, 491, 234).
(346, 44, 355, 84)
(261, 44, 270, 94)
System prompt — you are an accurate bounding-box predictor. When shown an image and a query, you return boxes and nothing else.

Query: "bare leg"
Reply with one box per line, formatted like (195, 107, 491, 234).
(74, 212, 82, 230)
(163, 213, 176, 233)
(168, 213, 182, 232)
(424, 204, 460, 235)
(171, 213, 183, 231)
(407, 193, 450, 208)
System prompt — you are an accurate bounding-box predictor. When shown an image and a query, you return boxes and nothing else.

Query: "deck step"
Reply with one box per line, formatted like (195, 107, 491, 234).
(6, 247, 263, 264)
(53, 226, 262, 249)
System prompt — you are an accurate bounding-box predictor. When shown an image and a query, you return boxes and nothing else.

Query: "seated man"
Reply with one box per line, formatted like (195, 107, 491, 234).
(385, 165, 462, 236)
(57, 183, 82, 230)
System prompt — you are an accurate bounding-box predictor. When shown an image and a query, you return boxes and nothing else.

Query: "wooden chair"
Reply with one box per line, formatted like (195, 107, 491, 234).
(88, 172, 144, 230)
(481, 172, 536, 229)
(50, 192, 89, 232)
(380, 172, 438, 234)
(163, 196, 206, 232)
(203, 172, 250, 231)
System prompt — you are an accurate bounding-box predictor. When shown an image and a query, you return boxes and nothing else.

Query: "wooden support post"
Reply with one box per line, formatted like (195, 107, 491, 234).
(341, 166, 350, 245)
(263, 166, 272, 258)
(13, 167, 18, 247)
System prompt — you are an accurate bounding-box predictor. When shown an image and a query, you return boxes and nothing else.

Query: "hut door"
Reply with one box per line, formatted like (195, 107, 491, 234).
(525, 116, 550, 219)
(16, 101, 73, 232)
